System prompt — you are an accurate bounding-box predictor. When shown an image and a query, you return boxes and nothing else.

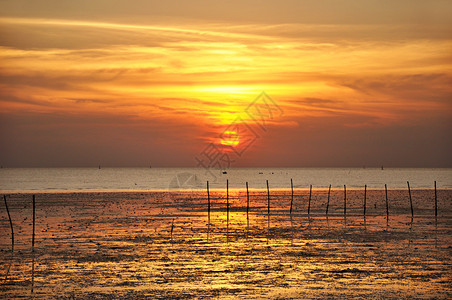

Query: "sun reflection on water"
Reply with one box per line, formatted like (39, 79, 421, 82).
(1, 190, 451, 298)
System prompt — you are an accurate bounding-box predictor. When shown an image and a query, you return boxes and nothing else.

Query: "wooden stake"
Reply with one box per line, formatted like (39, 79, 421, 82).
(308, 184, 312, 215)
(434, 181, 437, 217)
(364, 184, 367, 217)
(3, 195, 14, 253)
(226, 179, 230, 243)
(266, 179, 270, 231)
(343, 185, 347, 216)
(226, 179, 229, 223)
(407, 181, 413, 218)
(246, 182, 250, 228)
(266, 180, 270, 216)
(290, 178, 294, 216)
(32, 194, 35, 253)
(385, 184, 389, 220)
(326, 184, 331, 215)
(207, 181, 210, 224)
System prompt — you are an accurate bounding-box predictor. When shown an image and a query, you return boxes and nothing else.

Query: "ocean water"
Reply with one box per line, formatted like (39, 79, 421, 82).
(0, 168, 451, 193)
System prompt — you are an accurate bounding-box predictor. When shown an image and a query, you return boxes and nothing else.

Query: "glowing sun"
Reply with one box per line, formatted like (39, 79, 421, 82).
(220, 130, 239, 146)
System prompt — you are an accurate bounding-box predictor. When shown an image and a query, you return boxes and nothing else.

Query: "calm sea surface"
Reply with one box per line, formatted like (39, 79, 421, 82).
(0, 168, 451, 193)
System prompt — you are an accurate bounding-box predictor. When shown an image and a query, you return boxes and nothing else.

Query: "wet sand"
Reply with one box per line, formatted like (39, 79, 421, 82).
(1, 189, 451, 299)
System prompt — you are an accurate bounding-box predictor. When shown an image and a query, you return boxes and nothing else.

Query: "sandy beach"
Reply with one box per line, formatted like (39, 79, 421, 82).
(1, 189, 451, 299)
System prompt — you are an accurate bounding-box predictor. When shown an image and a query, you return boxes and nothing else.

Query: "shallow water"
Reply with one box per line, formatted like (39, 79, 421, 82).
(1, 167, 451, 192)
(0, 190, 451, 299)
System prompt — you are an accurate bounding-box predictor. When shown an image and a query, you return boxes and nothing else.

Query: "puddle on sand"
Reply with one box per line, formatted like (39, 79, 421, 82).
(0, 190, 451, 299)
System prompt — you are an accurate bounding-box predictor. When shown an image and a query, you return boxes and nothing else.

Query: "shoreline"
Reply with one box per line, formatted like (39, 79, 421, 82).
(1, 187, 451, 194)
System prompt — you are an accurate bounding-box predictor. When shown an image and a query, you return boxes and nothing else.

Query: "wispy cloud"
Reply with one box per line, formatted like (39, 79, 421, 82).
(1, 15, 451, 166)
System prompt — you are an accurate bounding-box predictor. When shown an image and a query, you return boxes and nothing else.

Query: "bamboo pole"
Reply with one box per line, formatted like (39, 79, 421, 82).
(385, 184, 389, 220)
(3, 195, 14, 253)
(308, 184, 312, 215)
(226, 179, 229, 223)
(343, 185, 347, 216)
(207, 181, 210, 224)
(225, 179, 229, 243)
(364, 184, 367, 216)
(290, 178, 294, 216)
(32, 194, 35, 253)
(266, 180, 270, 239)
(246, 182, 250, 228)
(266, 180, 270, 217)
(407, 181, 414, 218)
(326, 184, 331, 215)
(434, 181, 437, 217)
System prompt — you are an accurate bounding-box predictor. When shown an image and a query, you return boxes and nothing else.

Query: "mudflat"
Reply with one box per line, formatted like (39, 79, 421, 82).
(1, 189, 451, 299)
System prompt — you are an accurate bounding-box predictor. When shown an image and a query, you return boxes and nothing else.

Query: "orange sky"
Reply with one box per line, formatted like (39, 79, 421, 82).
(0, 0, 451, 167)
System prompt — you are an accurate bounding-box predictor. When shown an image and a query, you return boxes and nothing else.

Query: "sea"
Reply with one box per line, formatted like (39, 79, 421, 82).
(0, 168, 451, 193)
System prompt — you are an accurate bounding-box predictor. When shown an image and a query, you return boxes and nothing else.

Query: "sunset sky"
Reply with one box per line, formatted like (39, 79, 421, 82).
(1, 0, 451, 167)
